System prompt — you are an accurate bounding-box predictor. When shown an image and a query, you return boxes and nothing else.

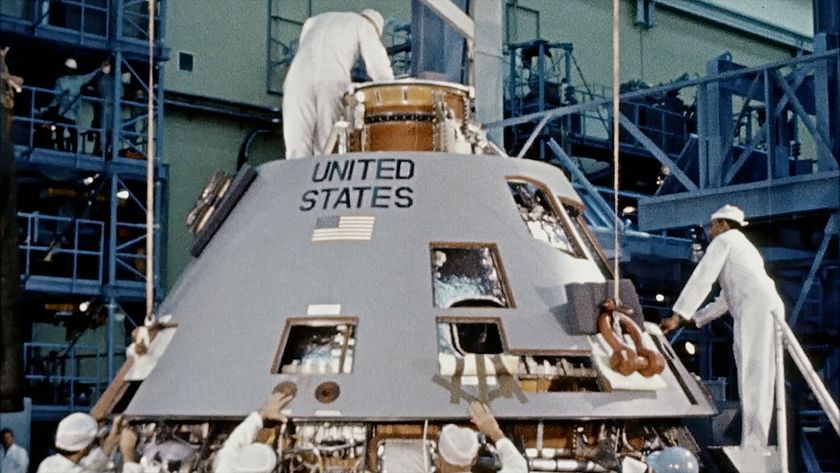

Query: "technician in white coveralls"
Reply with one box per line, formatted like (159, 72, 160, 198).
(661, 205, 784, 447)
(282, 9, 395, 158)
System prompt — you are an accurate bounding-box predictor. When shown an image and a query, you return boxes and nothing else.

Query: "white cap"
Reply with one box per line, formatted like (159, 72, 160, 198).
(55, 412, 98, 451)
(64, 58, 78, 70)
(438, 424, 479, 466)
(230, 443, 277, 473)
(710, 204, 748, 226)
(359, 9, 385, 37)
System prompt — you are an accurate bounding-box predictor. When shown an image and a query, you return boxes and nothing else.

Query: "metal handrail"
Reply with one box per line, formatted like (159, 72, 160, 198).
(774, 312, 840, 473)
(17, 211, 105, 285)
(115, 221, 149, 283)
(11, 84, 151, 160)
(774, 313, 840, 434)
(23, 342, 105, 410)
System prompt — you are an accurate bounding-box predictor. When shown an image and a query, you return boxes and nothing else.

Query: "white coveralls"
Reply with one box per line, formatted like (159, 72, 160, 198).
(282, 11, 394, 158)
(672, 229, 784, 447)
(213, 412, 264, 472)
(36, 448, 141, 473)
(1, 443, 29, 473)
(448, 438, 527, 473)
(493, 438, 528, 473)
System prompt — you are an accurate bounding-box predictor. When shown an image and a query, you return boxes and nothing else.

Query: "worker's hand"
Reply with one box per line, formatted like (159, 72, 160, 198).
(469, 402, 504, 443)
(659, 313, 685, 335)
(119, 424, 138, 463)
(101, 415, 123, 454)
(259, 392, 294, 424)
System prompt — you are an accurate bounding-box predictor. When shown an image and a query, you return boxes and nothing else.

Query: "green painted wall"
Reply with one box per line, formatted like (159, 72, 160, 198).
(165, 0, 411, 106)
(512, 0, 796, 87)
(162, 110, 283, 287)
(165, 0, 278, 106)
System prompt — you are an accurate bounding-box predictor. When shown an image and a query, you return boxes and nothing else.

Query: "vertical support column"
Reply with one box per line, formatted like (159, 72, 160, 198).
(110, 51, 123, 163)
(106, 175, 119, 380)
(764, 69, 776, 179)
(537, 42, 546, 113)
(813, 35, 839, 168)
(695, 83, 708, 189)
(473, 0, 503, 131)
(153, 60, 165, 298)
(536, 42, 546, 161)
(114, 0, 124, 40)
(106, 296, 116, 380)
(705, 54, 733, 188)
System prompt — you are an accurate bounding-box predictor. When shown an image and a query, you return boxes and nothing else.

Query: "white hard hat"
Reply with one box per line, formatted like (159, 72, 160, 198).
(230, 443, 277, 473)
(64, 58, 78, 70)
(359, 9, 385, 37)
(438, 424, 479, 466)
(710, 204, 748, 226)
(55, 412, 98, 451)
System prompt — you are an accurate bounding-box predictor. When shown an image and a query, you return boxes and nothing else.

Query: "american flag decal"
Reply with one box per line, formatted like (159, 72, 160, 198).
(312, 215, 375, 242)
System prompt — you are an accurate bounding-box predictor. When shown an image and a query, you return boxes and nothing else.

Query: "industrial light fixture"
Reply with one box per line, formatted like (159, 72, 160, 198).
(78, 298, 96, 312)
(116, 189, 130, 200)
(622, 206, 636, 215)
(655, 293, 665, 303)
(82, 173, 100, 186)
(684, 341, 696, 356)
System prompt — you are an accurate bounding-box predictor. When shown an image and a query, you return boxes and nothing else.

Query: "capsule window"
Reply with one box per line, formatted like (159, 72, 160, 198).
(508, 180, 585, 258)
(562, 203, 612, 277)
(430, 244, 512, 309)
(275, 318, 356, 374)
(437, 320, 505, 355)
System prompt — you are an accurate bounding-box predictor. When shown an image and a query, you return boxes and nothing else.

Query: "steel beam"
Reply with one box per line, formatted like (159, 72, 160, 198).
(656, 0, 812, 51)
(705, 54, 733, 187)
(789, 214, 838, 326)
(723, 125, 768, 185)
(638, 171, 840, 231)
(618, 113, 698, 190)
(546, 139, 616, 227)
(488, 50, 840, 130)
(773, 69, 838, 171)
(723, 69, 809, 184)
(719, 74, 761, 165)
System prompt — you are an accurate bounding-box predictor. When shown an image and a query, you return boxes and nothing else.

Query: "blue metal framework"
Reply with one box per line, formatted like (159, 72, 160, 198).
(496, 37, 839, 470)
(1, 0, 166, 418)
(23, 342, 104, 420)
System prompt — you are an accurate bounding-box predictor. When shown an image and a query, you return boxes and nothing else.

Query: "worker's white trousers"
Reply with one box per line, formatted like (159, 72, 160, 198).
(733, 299, 782, 447)
(282, 73, 345, 159)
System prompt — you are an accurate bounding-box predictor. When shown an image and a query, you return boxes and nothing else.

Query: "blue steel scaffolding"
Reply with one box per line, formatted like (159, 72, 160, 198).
(496, 33, 839, 471)
(1, 0, 166, 420)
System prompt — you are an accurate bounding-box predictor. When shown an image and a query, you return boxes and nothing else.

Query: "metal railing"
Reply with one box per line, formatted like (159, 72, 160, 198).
(0, 0, 161, 46)
(115, 221, 148, 284)
(774, 312, 840, 472)
(491, 49, 840, 192)
(17, 211, 104, 286)
(11, 84, 149, 162)
(23, 342, 105, 410)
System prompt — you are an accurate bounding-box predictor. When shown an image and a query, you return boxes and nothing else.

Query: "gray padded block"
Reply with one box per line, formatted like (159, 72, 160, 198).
(564, 279, 645, 334)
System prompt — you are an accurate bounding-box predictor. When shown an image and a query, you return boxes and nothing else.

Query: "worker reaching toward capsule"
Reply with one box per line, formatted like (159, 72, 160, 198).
(282, 9, 395, 159)
(661, 204, 784, 448)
